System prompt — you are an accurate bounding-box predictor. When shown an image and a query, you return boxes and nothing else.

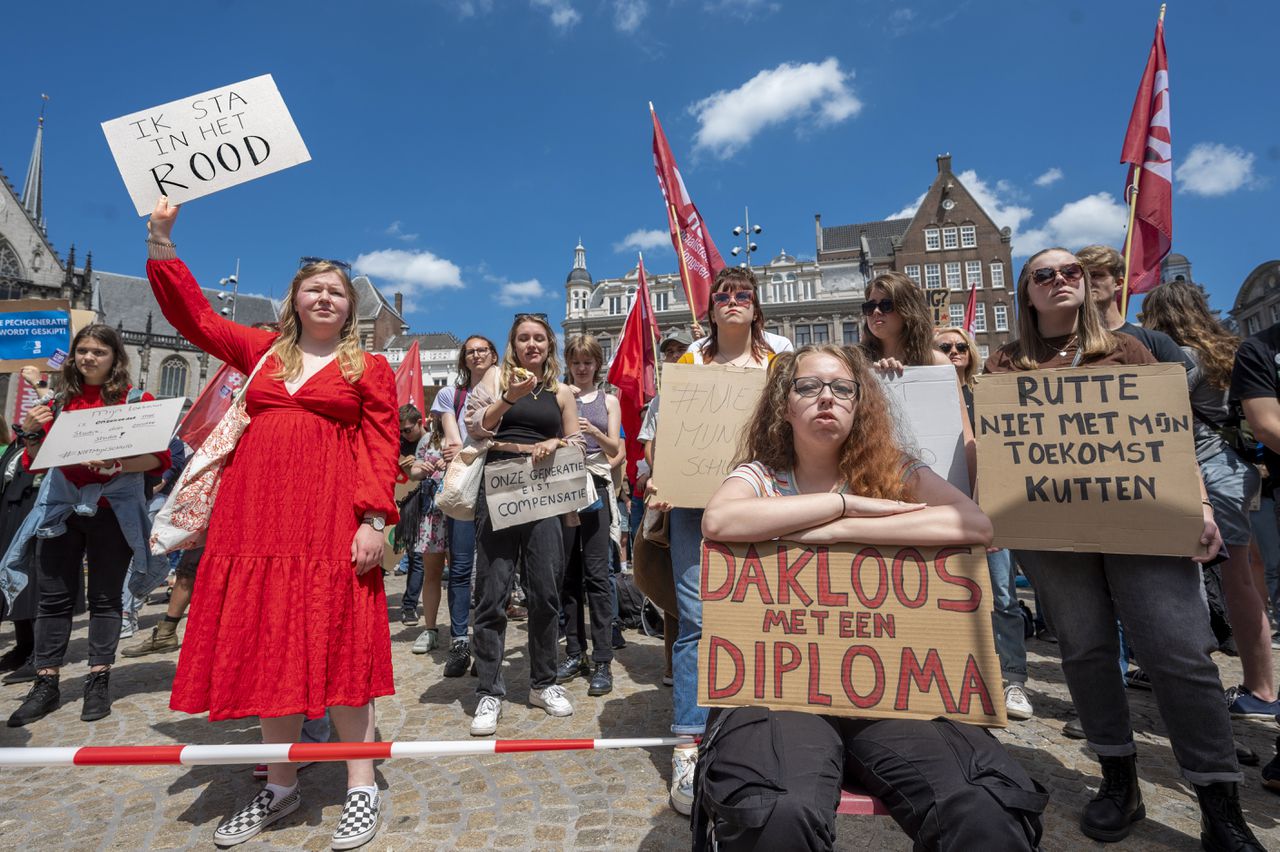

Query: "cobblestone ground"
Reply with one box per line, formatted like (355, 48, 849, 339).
(0, 574, 1276, 851)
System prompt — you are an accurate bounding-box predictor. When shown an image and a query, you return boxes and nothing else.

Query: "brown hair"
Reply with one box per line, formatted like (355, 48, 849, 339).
(1007, 248, 1116, 370)
(860, 272, 936, 366)
(269, 261, 366, 383)
(564, 334, 606, 386)
(736, 344, 911, 500)
(705, 267, 772, 362)
(934, 326, 980, 388)
(1075, 244, 1125, 281)
(1140, 281, 1241, 390)
(62, 324, 132, 405)
(500, 314, 561, 394)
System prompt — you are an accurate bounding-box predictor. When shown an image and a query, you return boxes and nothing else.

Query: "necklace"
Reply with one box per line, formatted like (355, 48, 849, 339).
(1056, 334, 1079, 358)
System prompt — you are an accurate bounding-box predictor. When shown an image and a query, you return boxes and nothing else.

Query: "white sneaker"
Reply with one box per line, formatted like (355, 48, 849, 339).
(530, 684, 574, 717)
(412, 628, 439, 655)
(1004, 684, 1033, 720)
(670, 746, 697, 815)
(119, 612, 138, 640)
(470, 696, 502, 736)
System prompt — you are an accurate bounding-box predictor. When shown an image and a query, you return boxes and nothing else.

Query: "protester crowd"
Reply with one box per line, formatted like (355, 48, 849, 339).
(1, 211, 1278, 852)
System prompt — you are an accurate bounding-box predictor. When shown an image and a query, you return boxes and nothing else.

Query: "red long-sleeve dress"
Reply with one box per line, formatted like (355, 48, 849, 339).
(147, 258, 399, 720)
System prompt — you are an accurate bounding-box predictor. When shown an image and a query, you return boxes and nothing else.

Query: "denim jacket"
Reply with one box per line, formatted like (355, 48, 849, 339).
(0, 468, 155, 610)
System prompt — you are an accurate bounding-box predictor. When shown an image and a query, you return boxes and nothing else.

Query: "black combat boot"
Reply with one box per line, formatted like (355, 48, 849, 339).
(1080, 754, 1144, 842)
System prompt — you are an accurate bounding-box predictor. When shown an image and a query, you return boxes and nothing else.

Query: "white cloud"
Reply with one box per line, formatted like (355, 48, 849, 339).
(886, 169, 1034, 244)
(450, 0, 494, 16)
(1176, 142, 1258, 196)
(702, 0, 781, 21)
(613, 228, 671, 254)
(384, 221, 419, 243)
(612, 0, 648, 31)
(1018, 192, 1128, 256)
(1033, 167, 1063, 187)
(353, 249, 464, 308)
(689, 58, 862, 159)
(531, 0, 580, 30)
(496, 278, 547, 307)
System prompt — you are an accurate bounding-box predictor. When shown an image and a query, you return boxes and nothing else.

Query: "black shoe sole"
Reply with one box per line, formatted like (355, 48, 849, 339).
(587, 683, 613, 697)
(1080, 803, 1146, 842)
(81, 705, 111, 722)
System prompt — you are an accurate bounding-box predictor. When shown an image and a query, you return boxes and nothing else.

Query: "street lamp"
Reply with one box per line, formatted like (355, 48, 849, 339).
(730, 207, 763, 270)
(218, 259, 240, 321)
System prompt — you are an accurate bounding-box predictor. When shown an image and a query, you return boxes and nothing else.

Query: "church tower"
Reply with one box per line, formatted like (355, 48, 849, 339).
(564, 238, 593, 321)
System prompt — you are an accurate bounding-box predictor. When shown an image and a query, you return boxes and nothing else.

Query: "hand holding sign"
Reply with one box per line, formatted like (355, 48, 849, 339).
(148, 196, 180, 243)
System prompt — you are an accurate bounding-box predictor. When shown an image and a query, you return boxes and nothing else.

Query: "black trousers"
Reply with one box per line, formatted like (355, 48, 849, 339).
(34, 506, 133, 669)
(560, 479, 613, 663)
(694, 708, 1046, 852)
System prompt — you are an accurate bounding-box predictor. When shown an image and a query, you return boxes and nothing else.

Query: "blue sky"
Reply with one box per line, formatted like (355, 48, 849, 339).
(3, 0, 1276, 349)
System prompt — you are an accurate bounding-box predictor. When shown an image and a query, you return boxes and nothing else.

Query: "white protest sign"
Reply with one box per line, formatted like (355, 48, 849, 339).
(101, 74, 311, 216)
(31, 398, 185, 471)
(877, 365, 970, 495)
(483, 447, 596, 531)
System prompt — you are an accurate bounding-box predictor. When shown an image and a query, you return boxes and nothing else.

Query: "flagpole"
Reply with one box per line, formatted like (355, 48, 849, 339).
(1119, 3, 1166, 321)
(669, 204, 703, 330)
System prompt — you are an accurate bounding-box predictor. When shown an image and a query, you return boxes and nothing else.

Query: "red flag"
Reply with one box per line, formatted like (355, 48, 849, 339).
(651, 103, 726, 322)
(178, 362, 246, 450)
(1119, 14, 1171, 297)
(963, 284, 978, 334)
(394, 341, 426, 415)
(607, 254, 660, 487)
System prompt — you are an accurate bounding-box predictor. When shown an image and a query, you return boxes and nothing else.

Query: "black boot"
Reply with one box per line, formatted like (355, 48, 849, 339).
(1261, 736, 1280, 794)
(1080, 754, 1145, 842)
(81, 669, 112, 722)
(2, 657, 36, 685)
(555, 653, 589, 683)
(7, 673, 60, 727)
(587, 662, 613, 696)
(1195, 781, 1265, 851)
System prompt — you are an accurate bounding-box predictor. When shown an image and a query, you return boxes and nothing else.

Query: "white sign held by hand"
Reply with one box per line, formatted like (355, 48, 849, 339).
(31, 398, 185, 471)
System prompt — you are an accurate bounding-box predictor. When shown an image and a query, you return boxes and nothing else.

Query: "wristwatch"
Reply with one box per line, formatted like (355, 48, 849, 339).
(361, 516, 387, 531)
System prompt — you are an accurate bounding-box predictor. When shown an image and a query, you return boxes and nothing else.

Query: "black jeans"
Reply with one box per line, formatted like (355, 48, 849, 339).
(472, 476, 565, 699)
(34, 506, 133, 669)
(560, 479, 613, 663)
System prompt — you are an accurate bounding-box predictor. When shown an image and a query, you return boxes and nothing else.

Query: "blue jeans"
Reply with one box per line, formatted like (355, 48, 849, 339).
(1249, 495, 1280, 616)
(627, 494, 645, 562)
(445, 518, 476, 640)
(301, 712, 330, 742)
(670, 507, 708, 735)
(400, 550, 424, 610)
(985, 549, 1027, 685)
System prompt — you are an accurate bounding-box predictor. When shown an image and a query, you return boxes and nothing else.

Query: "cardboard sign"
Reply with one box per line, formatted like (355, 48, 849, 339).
(483, 447, 595, 531)
(0, 300, 71, 372)
(31, 398, 185, 470)
(652, 363, 768, 508)
(101, 74, 311, 216)
(926, 290, 950, 327)
(698, 540, 1005, 727)
(974, 364, 1204, 556)
(878, 365, 970, 495)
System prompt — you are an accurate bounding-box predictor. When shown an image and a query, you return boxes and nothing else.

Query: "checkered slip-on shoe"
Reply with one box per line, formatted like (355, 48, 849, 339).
(213, 787, 301, 847)
(330, 790, 380, 850)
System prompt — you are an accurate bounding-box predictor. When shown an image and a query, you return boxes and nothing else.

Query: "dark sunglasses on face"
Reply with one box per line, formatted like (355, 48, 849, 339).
(1031, 263, 1084, 286)
(791, 377, 860, 400)
(861, 298, 895, 316)
(711, 290, 754, 306)
(937, 341, 969, 354)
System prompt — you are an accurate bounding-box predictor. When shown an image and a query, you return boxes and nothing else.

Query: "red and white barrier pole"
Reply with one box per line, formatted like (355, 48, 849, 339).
(0, 736, 697, 768)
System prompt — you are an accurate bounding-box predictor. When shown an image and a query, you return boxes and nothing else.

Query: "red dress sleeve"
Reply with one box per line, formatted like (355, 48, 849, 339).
(354, 354, 400, 524)
(146, 258, 275, 375)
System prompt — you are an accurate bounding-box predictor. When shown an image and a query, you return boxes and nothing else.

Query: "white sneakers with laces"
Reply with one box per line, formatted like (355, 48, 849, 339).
(670, 746, 698, 815)
(531, 684, 574, 717)
(470, 696, 502, 736)
(1004, 683, 1034, 720)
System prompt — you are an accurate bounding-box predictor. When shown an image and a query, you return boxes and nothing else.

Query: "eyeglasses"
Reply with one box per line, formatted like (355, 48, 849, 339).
(1031, 264, 1084, 286)
(464, 347, 493, 357)
(791, 377, 860, 400)
(711, 289, 754, 306)
(937, 341, 969, 354)
(861, 298, 895, 316)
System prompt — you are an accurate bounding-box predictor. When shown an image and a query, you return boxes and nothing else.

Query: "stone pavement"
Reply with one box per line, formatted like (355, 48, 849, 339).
(0, 574, 1276, 851)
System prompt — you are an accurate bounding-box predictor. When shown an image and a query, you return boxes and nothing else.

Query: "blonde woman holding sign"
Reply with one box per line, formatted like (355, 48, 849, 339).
(983, 248, 1261, 849)
(694, 344, 1044, 851)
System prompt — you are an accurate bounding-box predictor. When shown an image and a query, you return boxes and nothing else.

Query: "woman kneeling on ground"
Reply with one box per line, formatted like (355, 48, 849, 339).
(694, 344, 1046, 851)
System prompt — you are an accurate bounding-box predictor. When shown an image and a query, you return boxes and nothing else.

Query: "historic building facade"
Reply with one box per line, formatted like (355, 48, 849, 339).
(381, 331, 463, 392)
(1231, 259, 1280, 338)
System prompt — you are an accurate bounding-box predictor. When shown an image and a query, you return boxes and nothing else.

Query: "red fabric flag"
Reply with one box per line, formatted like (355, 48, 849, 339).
(1119, 16, 1171, 296)
(963, 284, 978, 334)
(178, 362, 246, 451)
(394, 341, 426, 416)
(651, 104, 726, 322)
(607, 255, 660, 487)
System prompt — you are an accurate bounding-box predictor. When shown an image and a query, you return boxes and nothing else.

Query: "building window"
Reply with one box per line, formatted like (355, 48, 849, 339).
(434, 378, 447, 386)
(766, 326, 781, 337)
(812, 323, 829, 343)
(990, 262, 1006, 288)
(945, 262, 962, 290)
(994, 304, 1008, 331)
(600, 337, 613, 362)
(924, 264, 942, 289)
(157, 356, 189, 399)
(795, 325, 812, 346)
(979, 345, 990, 360)
(1247, 315, 1261, 335)
(608, 295, 622, 315)
(653, 291, 669, 312)
(801, 280, 814, 301)
(948, 304, 965, 326)
(842, 321, 859, 345)
(924, 229, 941, 251)
(0, 239, 22, 279)
(942, 227, 959, 250)
(966, 260, 983, 289)
(973, 304, 987, 333)
(1271, 303, 1280, 325)
(905, 265, 921, 284)
(960, 225, 977, 248)
(626, 287, 637, 310)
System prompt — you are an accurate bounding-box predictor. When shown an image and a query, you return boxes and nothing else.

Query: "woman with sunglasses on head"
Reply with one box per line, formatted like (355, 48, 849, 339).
(694, 344, 1045, 852)
(464, 314, 581, 736)
(983, 248, 1263, 850)
(645, 266, 776, 816)
(431, 335, 498, 677)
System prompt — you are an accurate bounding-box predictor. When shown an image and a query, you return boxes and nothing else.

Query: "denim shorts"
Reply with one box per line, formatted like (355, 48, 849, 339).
(1201, 449, 1260, 546)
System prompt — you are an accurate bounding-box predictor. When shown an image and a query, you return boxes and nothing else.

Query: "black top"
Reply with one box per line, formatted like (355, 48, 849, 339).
(1116, 322, 1193, 370)
(1230, 322, 1280, 482)
(492, 389, 562, 460)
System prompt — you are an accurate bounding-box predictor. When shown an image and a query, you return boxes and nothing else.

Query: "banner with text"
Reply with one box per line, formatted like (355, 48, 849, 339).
(31, 398, 185, 470)
(102, 74, 311, 216)
(652, 363, 767, 508)
(698, 540, 1005, 727)
(483, 447, 596, 531)
(878, 365, 970, 494)
(974, 364, 1204, 556)
(0, 300, 71, 372)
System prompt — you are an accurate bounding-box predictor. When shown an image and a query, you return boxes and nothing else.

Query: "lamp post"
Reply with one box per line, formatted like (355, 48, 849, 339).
(218, 259, 240, 322)
(730, 207, 763, 271)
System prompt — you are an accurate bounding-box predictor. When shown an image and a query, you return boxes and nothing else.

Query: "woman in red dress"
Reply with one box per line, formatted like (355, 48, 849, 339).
(145, 199, 399, 851)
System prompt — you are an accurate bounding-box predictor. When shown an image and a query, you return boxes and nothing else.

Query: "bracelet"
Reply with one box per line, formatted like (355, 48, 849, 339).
(145, 237, 176, 247)
(838, 492, 847, 516)
(501, 395, 517, 406)
(1201, 500, 1214, 508)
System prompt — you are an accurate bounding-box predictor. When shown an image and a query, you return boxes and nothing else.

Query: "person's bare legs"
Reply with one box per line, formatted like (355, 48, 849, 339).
(329, 702, 377, 789)
(166, 574, 194, 620)
(1222, 547, 1277, 701)
(260, 714, 305, 787)
(422, 554, 445, 630)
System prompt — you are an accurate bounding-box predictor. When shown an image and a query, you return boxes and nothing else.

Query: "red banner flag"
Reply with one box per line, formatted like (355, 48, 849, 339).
(651, 103, 726, 323)
(1119, 13, 1171, 299)
(178, 362, 246, 451)
(607, 254, 660, 487)
(963, 284, 978, 334)
(394, 341, 426, 416)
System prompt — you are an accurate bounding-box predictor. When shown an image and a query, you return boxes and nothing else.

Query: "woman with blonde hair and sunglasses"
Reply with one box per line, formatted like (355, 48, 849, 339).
(146, 200, 400, 850)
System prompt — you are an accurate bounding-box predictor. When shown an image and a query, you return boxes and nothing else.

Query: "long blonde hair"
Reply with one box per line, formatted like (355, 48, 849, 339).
(1008, 247, 1115, 370)
(499, 314, 561, 394)
(269, 261, 366, 383)
(1140, 280, 1241, 390)
(934, 326, 980, 387)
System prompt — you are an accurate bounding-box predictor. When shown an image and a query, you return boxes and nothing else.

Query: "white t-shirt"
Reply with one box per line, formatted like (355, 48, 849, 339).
(690, 330, 794, 355)
(431, 386, 470, 444)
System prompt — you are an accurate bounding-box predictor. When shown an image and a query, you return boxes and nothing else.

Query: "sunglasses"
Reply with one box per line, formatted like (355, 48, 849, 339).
(791, 377, 860, 400)
(711, 290, 754, 306)
(937, 341, 969, 354)
(298, 256, 352, 273)
(861, 298, 895, 316)
(1031, 264, 1084, 286)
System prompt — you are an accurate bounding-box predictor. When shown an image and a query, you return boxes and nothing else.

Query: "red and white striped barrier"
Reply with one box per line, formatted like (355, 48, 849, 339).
(0, 736, 696, 768)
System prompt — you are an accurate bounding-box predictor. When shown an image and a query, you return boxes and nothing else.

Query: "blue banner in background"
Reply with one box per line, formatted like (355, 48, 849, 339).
(0, 311, 71, 361)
